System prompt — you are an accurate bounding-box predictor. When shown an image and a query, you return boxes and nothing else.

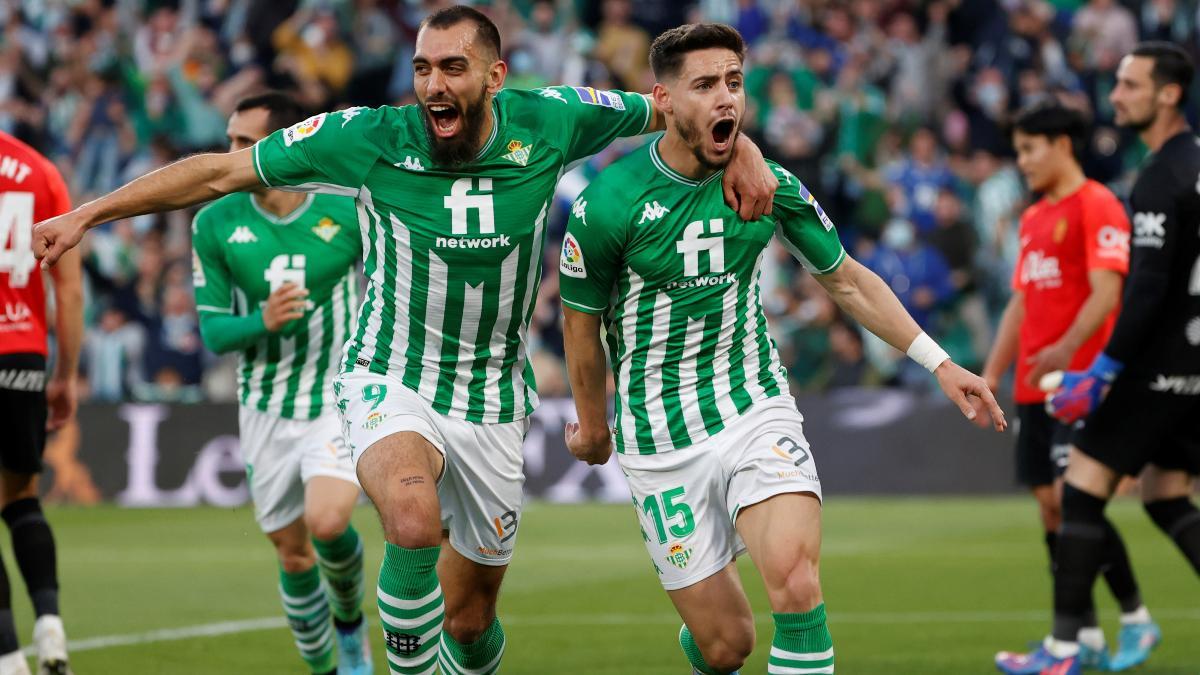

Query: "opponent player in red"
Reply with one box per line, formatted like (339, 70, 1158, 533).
(0, 131, 82, 675)
(984, 101, 1157, 673)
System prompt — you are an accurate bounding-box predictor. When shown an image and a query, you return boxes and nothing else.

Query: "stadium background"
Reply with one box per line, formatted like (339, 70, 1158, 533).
(2, 0, 1198, 672)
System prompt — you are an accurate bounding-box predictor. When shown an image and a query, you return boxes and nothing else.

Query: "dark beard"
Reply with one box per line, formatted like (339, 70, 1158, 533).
(673, 116, 736, 172)
(1121, 108, 1157, 133)
(423, 86, 490, 168)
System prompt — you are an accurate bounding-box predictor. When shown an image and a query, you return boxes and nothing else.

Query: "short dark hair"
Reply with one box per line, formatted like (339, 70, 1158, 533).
(420, 5, 502, 61)
(650, 23, 746, 80)
(1132, 41, 1194, 107)
(234, 91, 306, 133)
(1012, 99, 1089, 158)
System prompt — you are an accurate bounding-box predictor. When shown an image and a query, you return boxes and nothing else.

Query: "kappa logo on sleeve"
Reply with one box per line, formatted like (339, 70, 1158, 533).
(559, 233, 586, 278)
(572, 87, 626, 111)
(283, 113, 327, 147)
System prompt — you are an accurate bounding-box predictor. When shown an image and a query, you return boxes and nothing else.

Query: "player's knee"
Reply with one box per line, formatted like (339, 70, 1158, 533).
(772, 556, 822, 613)
(442, 607, 495, 645)
(700, 622, 754, 673)
(305, 511, 349, 543)
(274, 542, 316, 573)
(381, 514, 441, 549)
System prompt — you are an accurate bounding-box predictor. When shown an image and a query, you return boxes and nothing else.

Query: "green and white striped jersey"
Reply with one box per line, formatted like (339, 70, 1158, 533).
(252, 87, 651, 423)
(192, 192, 361, 420)
(559, 140, 846, 455)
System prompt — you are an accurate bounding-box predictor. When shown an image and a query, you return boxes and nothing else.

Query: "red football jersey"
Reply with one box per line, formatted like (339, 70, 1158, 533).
(1012, 180, 1130, 403)
(0, 131, 71, 357)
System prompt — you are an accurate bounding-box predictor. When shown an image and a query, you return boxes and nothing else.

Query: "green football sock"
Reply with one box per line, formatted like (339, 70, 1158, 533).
(313, 524, 364, 624)
(279, 564, 336, 674)
(770, 604, 834, 674)
(377, 543, 443, 674)
(438, 616, 506, 674)
(679, 624, 723, 675)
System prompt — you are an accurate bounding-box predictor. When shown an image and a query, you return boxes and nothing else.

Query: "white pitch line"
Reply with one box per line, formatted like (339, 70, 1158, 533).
(27, 609, 1200, 656)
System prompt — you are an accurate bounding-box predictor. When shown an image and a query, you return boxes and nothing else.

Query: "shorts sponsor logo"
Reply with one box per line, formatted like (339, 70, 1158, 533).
(1149, 374, 1200, 395)
(771, 435, 818, 481)
(666, 543, 692, 569)
(0, 369, 44, 392)
(572, 87, 625, 110)
(560, 233, 586, 278)
(492, 509, 518, 543)
(1133, 212, 1166, 248)
(363, 411, 387, 430)
(283, 113, 326, 146)
(476, 545, 512, 557)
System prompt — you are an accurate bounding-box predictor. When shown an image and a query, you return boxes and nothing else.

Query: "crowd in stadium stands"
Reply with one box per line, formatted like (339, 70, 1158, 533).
(1, 0, 1193, 403)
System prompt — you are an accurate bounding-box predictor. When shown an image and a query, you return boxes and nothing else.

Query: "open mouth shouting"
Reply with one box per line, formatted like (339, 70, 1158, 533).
(711, 117, 736, 154)
(427, 101, 462, 138)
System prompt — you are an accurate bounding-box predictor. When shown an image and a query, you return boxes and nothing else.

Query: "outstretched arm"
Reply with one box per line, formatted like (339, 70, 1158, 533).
(815, 256, 1008, 431)
(562, 307, 613, 466)
(34, 148, 261, 268)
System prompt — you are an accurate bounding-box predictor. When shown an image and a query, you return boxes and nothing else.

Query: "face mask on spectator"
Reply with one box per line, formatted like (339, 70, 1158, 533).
(882, 220, 916, 250)
(977, 83, 1005, 112)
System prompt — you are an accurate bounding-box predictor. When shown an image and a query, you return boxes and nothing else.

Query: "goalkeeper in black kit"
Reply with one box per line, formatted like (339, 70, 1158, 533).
(996, 41, 1200, 675)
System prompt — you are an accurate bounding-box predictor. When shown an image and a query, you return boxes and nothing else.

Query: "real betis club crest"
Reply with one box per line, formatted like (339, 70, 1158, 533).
(502, 139, 532, 167)
(666, 543, 692, 570)
(312, 217, 341, 243)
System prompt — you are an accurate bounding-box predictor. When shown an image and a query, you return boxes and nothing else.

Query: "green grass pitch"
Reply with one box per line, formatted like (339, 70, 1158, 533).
(15, 498, 1199, 673)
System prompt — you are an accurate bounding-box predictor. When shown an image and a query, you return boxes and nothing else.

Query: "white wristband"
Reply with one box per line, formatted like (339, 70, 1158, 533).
(906, 332, 950, 373)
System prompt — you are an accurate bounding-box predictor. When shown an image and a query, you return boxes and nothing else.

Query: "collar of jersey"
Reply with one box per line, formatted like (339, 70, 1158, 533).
(249, 193, 315, 225)
(475, 97, 501, 159)
(649, 138, 724, 188)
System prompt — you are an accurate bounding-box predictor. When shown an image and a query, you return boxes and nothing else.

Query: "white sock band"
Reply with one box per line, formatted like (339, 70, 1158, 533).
(906, 332, 950, 372)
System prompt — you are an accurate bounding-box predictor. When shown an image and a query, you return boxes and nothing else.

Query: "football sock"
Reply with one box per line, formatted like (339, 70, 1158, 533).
(1144, 497, 1200, 575)
(1053, 484, 1108, 642)
(771, 605, 834, 674)
(438, 616, 505, 674)
(679, 625, 722, 675)
(377, 543, 442, 674)
(2, 498, 58, 617)
(1044, 530, 1100, 628)
(312, 524, 364, 624)
(0, 557, 16, 656)
(1098, 517, 1143, 612)
(279, 564, 335, 674)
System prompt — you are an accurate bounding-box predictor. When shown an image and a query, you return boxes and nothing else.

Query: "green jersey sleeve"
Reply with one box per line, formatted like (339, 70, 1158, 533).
(769, 162, 847, 275)
(539, 86, 652, 163)
(191, 207, 234, 315)
(558, 187, 628, 315)
(252, 106, 384, 195)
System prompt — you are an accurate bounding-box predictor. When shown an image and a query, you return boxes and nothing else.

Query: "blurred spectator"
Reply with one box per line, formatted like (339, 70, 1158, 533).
(272, 7, 355, 109)
(1070, 0, 1138, 71)
(592, 0, 651, 90)
(883, 127, 957, 235)
(84, 307, 145, 401)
